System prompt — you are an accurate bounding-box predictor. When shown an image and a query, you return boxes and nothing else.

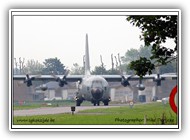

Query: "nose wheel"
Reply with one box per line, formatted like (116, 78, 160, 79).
(93, 101, 100, 106)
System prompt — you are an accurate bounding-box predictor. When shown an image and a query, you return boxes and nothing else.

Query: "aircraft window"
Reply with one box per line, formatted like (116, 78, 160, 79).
(92, 80, 102, 88)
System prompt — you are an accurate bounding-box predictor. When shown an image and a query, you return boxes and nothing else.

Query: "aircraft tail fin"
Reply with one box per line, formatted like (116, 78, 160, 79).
(85, 34, 91, 76)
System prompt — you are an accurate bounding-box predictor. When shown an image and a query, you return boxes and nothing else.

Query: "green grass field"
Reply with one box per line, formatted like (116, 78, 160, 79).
(13, 102, 177, 125)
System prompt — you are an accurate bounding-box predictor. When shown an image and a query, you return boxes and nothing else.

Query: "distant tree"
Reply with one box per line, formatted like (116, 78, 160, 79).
(42, 57, 66, 75)
(70, 63, 84, 75)
(159, 61, 177, 74)
(14, 57, 25, 74)
(121, 46, 152, 75)
(127, 15, 177, 77)
(107, 69, 121, 75)
(139, 45, 152, 59)
(130, 57, 155, 78)
(92, 65, 108, 75)
(121, 48, 139, 65)
(23, 59, 44, 75)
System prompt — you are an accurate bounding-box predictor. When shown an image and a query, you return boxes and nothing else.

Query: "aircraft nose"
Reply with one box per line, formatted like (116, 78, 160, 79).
(91, 88, 103, 100)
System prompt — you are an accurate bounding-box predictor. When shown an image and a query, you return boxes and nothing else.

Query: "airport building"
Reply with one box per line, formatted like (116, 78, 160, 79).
(13, 79, 177, 104)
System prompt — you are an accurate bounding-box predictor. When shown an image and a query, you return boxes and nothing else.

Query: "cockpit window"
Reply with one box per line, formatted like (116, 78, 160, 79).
(92, 80, 103, 88)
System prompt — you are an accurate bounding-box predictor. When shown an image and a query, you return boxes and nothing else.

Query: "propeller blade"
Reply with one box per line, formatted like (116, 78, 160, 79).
(51, 71, 58, 79)
(24, 74, 35, 87)
(121, 75, 130, 87)
(51, 69, 70, 87)
(64, 69, 70, 77)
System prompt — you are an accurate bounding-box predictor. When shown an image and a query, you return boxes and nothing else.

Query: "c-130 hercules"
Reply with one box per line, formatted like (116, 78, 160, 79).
(13, 34, 177, 106)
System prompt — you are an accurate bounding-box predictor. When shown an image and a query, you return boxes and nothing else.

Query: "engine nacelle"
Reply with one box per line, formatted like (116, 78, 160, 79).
(136, 83, 145, 91)
(136, 79, 145, 91)
(40, 84, 48, 91)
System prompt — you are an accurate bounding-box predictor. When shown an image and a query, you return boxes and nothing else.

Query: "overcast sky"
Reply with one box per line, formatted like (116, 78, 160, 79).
(13, 12, 176, 70)
(13, 15, 144, 70)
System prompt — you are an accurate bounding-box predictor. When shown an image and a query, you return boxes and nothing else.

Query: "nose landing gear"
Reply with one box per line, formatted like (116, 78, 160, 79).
(93, 101, 100, 106)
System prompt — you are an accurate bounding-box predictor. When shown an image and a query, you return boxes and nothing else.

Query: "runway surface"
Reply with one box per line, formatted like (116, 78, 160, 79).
(14, 105, 122, 116)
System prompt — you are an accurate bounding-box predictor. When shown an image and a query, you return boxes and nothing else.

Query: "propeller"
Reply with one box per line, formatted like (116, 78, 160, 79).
(52, 69, 70, 87)
(24, 74, 35, 87)
(153, 74, 162, 86)
(121, 75, 146, 91)
(17, 74, 42, 87)
(121, 75, 130, 87)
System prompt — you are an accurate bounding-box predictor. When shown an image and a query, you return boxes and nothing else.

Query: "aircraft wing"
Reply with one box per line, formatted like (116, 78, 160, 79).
(160, 73, 177, 80)
(102, 74, 157, 82)
(102, 73, 177, 83)
(13, 75, 83, 82)
(13, 73, 177, 82)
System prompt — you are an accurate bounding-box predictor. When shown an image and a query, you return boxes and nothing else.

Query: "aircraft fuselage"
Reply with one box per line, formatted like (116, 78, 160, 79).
(75, 75, 110, 106)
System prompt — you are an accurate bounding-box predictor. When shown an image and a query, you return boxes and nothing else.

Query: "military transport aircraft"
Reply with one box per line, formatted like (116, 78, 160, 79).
(13, 34, 177, 106)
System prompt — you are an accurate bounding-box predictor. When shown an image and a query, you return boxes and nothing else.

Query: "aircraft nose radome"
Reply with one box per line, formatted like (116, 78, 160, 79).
(91, 88, 103, 100)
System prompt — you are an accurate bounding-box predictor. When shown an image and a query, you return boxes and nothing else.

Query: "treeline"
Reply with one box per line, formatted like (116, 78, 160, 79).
(14, 45, 176, 75)
(14, 57, 66, 75)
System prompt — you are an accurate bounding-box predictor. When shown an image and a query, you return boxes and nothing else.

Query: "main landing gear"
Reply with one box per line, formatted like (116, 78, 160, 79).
(76, 99, 83, 106)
